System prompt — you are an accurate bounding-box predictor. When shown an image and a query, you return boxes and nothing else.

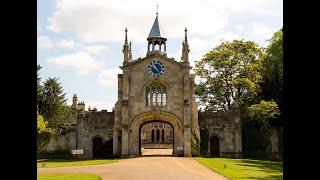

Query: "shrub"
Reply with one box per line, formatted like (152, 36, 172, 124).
(37, 149, 73, 159)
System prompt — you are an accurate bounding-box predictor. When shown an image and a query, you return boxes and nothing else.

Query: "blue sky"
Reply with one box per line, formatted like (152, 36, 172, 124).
(37, 0, 283, 111)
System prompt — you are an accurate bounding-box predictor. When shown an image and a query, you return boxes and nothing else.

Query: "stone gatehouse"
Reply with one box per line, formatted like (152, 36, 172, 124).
(40, 13, 245, 159)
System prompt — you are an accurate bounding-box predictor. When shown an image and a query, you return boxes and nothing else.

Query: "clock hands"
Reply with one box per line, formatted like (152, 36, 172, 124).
(151, 61, 159, 72)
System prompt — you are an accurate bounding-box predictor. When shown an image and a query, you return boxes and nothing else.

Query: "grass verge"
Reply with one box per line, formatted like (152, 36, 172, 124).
(195, 157, 283, 180)
(37, 159, 117, 168)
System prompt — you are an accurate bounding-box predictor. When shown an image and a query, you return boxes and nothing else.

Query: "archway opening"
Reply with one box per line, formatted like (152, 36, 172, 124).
(139, 121, 174, 156)
(92, 137, 103, 158)
(92, 137, 113, 158)
(210, 136, 220, 157)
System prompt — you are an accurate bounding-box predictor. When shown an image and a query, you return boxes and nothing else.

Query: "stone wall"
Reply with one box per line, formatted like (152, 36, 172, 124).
(199, 105, 242, 158)
(268, 127, 282, 160)
(41, 128, 76, 152)
(114, 54, 199, 157)
(76, 110, 114, 158)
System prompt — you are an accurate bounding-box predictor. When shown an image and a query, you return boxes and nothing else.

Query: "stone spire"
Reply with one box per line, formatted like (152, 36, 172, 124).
(181, 27, 190, 63)
(122, 27, 130, 63)
(129, 41, 132, 60)
(147, 10, 167, 56)
(147, 14, 166, 40)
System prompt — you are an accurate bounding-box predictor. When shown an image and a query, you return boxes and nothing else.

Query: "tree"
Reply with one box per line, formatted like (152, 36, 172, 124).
(37, 65, 43, 112)
(260, 29, 283, 122)
(248, 100, 280, 128)
(195, 40, 265, 111)
(37, 114, 47, 134)
(38, 77, 70, 129)
(248, 100, 280, 156)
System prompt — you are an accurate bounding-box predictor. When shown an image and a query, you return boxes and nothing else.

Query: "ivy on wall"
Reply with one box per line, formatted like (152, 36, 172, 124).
(191, 130, 200, 157)
(242, 123, 268, 159)
(200, 127, 209, 157)
(37, 131, 52, 153)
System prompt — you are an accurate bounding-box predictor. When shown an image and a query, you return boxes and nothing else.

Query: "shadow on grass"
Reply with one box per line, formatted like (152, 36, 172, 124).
(196, 157, 283, 180)
(236, 159, 282, 171)
(232, 175, 282, 180)
(234, 159, 283, 180)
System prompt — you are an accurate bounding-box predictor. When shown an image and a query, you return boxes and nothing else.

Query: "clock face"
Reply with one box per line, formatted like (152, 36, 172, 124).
(148, 60, 165, 77)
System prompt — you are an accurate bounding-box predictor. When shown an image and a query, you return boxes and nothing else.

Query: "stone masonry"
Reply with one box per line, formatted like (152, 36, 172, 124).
(39, 13, 246, 159)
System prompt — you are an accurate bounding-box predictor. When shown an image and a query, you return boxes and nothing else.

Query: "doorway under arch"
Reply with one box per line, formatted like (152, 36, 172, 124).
(139, 120, 174, 156)
(128, 111, 184, 157)
(210, 136, 220, 157)
(92, 136, 113, 158)
(92, 136, 104, 158)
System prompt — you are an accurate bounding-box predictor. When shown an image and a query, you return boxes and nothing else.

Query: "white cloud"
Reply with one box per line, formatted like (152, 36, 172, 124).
(47, 0, 282, 44)
(86, 100, 116, 111)
(58, 39, 76, 48)
(252, 23, 274, 37)
(47, 52, 101, 75)
(235, 25, 244, 32)
(184, 31, 241, 70)
(215, 31, 242, 43)
(98, 68, 122, 86)
(83, 45, 109, 55)
(47, 0, 230, 43)
(251, 22, 276, 45)
(38, 36, 54, 49)
(38, 36, 77, 49)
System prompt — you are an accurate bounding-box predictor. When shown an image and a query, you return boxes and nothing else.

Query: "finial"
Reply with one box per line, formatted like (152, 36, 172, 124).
(184, 27, 188, 42)
(156, 4, 158, 16)
(129, 41, 132, 60)
(124, 27, 128, 45)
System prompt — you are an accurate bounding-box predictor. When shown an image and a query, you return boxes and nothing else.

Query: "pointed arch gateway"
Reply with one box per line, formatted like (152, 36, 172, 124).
(128, 111, 184, 156)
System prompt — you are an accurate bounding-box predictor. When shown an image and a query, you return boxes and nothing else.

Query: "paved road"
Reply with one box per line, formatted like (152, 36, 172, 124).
(38, 157, 227, 180)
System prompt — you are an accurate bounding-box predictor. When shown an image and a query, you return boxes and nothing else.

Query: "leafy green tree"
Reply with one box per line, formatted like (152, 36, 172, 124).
(261, 30, 283, 102)
(37, 114, 47, 134)
(260, 29, 283, 121)
(248, 100, 280, 155)
(248, 100, 280, 128)
(195, 40, 265, 111)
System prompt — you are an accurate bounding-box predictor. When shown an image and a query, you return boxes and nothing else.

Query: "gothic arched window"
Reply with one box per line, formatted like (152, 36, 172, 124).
(152, 129, 155, 142)
(146, 83, 167, 106)
(162, 129, 165, 142)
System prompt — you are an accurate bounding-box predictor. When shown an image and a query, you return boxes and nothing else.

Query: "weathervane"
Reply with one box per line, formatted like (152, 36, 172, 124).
(156, 4, 158, 16)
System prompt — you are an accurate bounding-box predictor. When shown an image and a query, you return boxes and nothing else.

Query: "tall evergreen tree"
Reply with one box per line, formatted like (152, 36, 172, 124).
(38, 77, 69, 128)
(37, 65, 43, 112)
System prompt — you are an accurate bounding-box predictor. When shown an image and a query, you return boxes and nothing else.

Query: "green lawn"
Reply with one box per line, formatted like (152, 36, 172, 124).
(37, 159, 117, 168)
(38, 173, 101, 180)
(195, 157, 283, 180)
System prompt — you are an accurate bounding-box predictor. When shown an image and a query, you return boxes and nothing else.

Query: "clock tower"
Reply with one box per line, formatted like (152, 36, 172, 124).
(113, 12, 199, 157)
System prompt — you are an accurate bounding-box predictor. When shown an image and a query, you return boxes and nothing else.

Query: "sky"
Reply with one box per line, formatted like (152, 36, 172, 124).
(37, 0, 283, 111)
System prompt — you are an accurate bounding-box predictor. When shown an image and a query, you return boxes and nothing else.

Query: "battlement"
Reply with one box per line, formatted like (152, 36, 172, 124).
(77, 101, 85, 110)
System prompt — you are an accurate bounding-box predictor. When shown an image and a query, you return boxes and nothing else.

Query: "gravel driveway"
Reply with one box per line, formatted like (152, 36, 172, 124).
(38, 157, 227, 180)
